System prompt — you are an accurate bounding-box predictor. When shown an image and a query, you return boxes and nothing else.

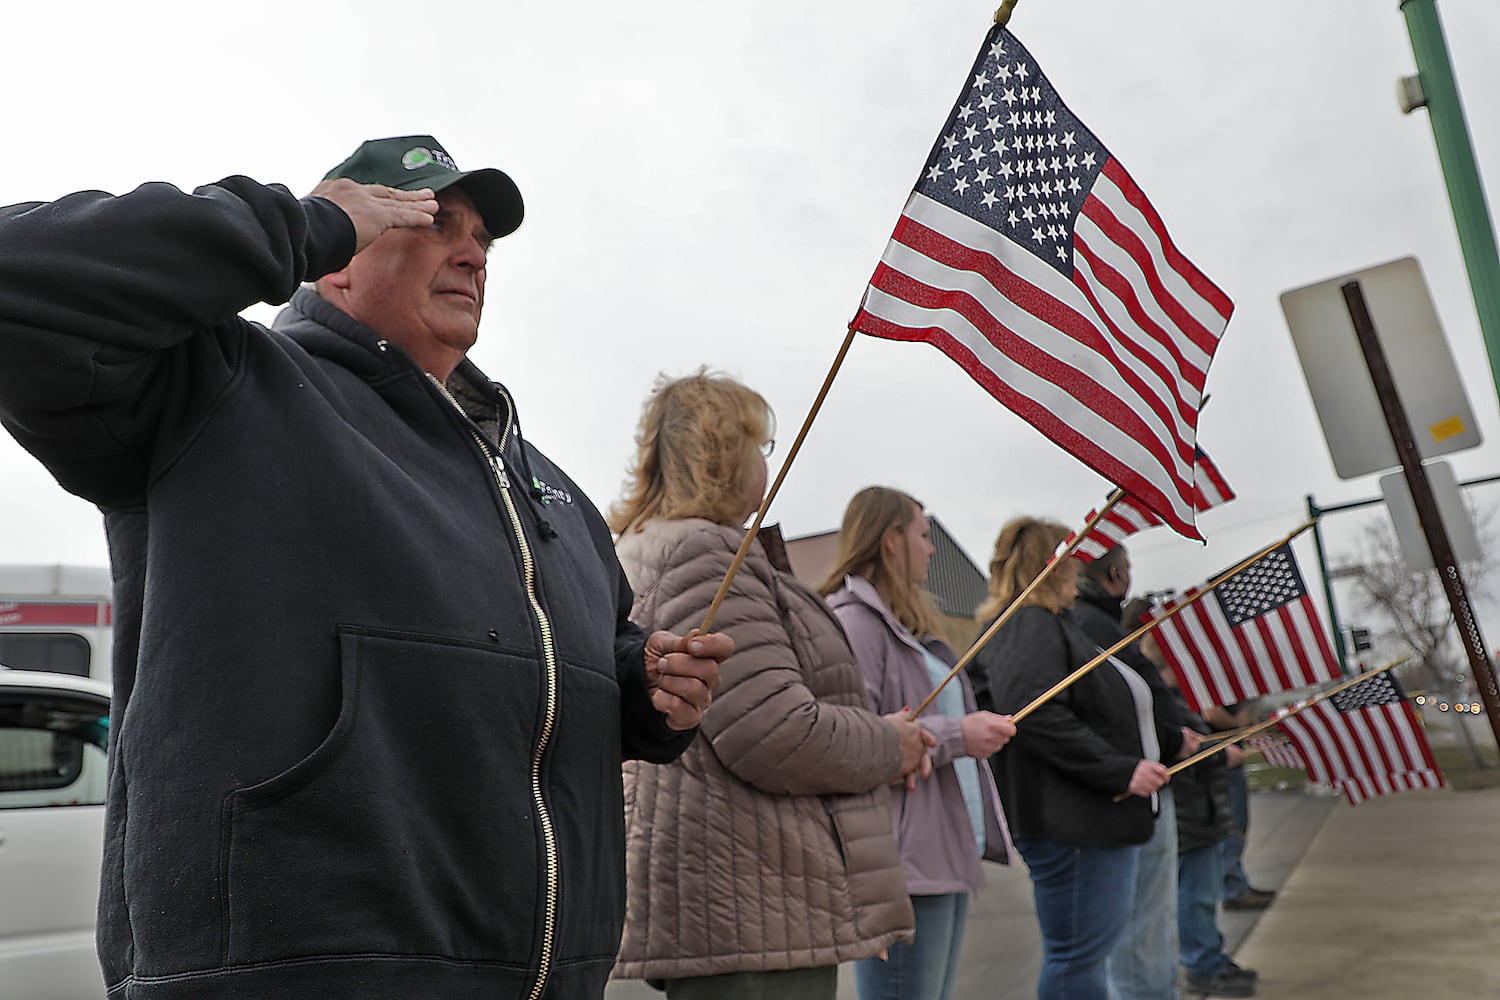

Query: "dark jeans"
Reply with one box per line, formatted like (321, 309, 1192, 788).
(1220, 765, 1251, 900)
(855, 892, 969, 1000)
(1178, 842, 1231, 977)
(665, 966, 837, 1000)
(1017, 837, 1141, 1000)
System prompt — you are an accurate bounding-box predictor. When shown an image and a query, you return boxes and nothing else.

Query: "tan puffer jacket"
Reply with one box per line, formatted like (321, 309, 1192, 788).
(612, 517, 914, 980)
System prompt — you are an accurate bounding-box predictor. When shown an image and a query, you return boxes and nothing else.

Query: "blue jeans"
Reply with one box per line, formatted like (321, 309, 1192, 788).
(855, 892, 969, 1000)
(1107, 789, 1178, 1000)
(1177, 842, 1230, 978)
(1016, 838, 1141, 1000)
(1220, 766, 1251, 900)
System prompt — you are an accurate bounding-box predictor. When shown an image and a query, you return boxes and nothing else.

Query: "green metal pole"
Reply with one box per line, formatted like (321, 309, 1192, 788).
(1306, 494, 1350, 671)
(1400, 0, 1500, 400)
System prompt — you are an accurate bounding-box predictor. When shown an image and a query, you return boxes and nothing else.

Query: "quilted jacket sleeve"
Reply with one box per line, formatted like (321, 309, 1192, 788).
(648, 530, 905, 796)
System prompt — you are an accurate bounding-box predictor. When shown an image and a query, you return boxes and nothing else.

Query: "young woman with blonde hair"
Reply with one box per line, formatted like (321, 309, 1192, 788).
(968, 517, 1170, 1000)
(609, 371, 932, 1000)
(818, 486, 1016, 1000)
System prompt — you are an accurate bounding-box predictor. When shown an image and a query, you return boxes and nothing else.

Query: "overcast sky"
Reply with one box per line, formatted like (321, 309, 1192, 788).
(4, 0, 1499, 642)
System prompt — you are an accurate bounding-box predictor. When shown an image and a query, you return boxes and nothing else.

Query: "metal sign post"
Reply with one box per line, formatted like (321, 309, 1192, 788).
(1343, 279, 1500, 751)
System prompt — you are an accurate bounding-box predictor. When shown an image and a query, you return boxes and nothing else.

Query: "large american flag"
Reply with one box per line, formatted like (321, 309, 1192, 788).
(1068, 446, 1235, 562)
(851, 25, 1232, 539)
(1277, 672, 1445, 806)
(1150, 544, 1341, 712)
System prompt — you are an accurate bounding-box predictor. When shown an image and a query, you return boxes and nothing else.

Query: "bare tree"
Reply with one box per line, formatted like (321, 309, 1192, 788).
(1340, 498, 1496, 766)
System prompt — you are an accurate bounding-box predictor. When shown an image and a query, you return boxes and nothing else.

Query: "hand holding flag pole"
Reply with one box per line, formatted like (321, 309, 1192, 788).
(1112, 656, 1411, 801)
(1011, 518, 1318, 725)
(908, 490, 1124, 719)
(697, 330, 858, 634)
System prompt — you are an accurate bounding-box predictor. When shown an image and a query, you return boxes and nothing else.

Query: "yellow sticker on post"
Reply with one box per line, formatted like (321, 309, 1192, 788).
(1431, 416, 1467, 442)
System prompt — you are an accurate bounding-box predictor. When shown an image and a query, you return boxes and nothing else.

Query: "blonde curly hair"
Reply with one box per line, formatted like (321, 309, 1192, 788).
(609, 369, 774, 533)
(975, 516, 1077, 621)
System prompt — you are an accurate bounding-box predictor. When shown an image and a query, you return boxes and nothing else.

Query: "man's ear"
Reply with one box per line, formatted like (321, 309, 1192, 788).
(321, 268, 353, 291)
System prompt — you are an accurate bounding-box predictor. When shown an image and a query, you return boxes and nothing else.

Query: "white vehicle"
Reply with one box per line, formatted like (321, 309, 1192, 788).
(0, 667, 110, 999)
(0, 565, 113, 683)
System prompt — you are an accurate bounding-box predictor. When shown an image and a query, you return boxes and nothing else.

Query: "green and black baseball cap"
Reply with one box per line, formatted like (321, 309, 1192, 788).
(323, 135, 524, 239)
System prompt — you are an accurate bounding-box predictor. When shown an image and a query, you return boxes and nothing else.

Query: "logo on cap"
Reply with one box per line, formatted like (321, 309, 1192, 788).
(401, 146, 459, 172)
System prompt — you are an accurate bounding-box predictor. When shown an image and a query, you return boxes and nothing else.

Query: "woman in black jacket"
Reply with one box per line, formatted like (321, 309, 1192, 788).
(969, 517, 1169, 1000)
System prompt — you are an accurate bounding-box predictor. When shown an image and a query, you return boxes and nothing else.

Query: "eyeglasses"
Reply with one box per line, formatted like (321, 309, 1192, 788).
(759, 438, 776, 457)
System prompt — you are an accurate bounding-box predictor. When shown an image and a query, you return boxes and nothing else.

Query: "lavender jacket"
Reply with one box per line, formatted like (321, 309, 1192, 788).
(828, 575, 1013, 896)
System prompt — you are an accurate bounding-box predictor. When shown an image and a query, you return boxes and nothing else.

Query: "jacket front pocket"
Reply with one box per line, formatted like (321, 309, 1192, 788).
(222, 626, 544, 967)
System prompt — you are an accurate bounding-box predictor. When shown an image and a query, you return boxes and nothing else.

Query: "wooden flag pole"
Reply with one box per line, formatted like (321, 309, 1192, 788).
(1010, 517, 1318, 725)
(1111, 656, 1411, 801)
(698, 329, 857, 634)
(908, 491, 1125, 720)
(994, 0, 1020, 26)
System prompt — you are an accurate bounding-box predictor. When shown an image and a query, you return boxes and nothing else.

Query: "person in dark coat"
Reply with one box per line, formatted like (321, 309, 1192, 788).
(969, 518, 1169, 1000)
(0, 135, 730, 1000)
(1151, 637, 1258, 998)
(1073, 547, 1195, 1000)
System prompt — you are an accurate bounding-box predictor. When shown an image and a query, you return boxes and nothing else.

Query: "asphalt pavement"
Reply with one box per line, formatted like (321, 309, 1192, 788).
(607, 781, 1500, 999)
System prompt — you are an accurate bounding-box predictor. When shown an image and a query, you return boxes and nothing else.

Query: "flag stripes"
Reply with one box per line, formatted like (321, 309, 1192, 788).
(851, 25, 1231, 540)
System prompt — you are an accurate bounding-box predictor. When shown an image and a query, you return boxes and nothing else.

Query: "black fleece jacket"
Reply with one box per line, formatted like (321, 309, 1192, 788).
(1072, 576, 1187, 761)
(968, 605, 1153, 847)
(0, 176, 691, 1000)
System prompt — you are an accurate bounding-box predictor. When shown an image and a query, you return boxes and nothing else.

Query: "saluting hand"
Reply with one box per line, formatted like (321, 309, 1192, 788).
(643, 630, 731, 731)
(307, 179, 440, 253)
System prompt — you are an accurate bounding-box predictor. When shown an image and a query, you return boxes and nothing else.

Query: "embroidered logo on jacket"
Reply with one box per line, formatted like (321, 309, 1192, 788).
(532, 477, 574, 506)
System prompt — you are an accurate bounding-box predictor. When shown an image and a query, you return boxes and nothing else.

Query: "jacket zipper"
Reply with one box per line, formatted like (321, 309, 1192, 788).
(429, 375, 561, 1000)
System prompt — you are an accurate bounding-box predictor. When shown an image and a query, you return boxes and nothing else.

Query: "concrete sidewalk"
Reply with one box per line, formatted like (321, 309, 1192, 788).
(1235, 784, 1500, 1000)
(607, 784, 1500, 999)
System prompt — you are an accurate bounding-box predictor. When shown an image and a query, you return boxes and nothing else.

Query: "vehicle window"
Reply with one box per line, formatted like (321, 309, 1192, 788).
(0, 633, 91, 676)
(0, 705, 108, 809)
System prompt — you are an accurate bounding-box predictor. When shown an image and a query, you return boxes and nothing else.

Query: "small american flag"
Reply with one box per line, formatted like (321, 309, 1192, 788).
(1278, 672, 1445, 806)
(1243, 731, 1306, 772)
(1068, 446, 1234, 562)
(1149, 544, 1341, 712)
(851, 25, 1232, 539)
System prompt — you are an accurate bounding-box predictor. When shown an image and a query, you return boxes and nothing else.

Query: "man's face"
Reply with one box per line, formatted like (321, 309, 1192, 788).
(329, 187, 494, 372)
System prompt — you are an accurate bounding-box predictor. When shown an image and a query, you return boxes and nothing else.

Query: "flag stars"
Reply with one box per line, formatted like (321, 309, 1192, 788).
(995, 62, 1011, 82)
(1062, 131, 1077, 150)
(926, 164, 943, 182)
(985, 115, 1003, 134)
(1001, 88, 1017, 107)
(978, 93, 996, 111)
(1056, 245, 1069, 262)
(963, 124, 980, 142)
(948, 155, 964, 172)
(991, 138, 1008, 155)
(973, 71, 990, 88)
(957, 104, 975, 121)
(942, 133, 959, 152)
(1007, 210, 1019, 226)
(989, 40, 1006, 61)
(981, 189, 999, 208)
(953, 175, 971, 195)
(975, 166, 993, 185)
(1015, 62, 1029, 80)
(1031, 226, 1045, 244)
(968, 146, 986, 163)
(1082, 151, 1097, 168)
